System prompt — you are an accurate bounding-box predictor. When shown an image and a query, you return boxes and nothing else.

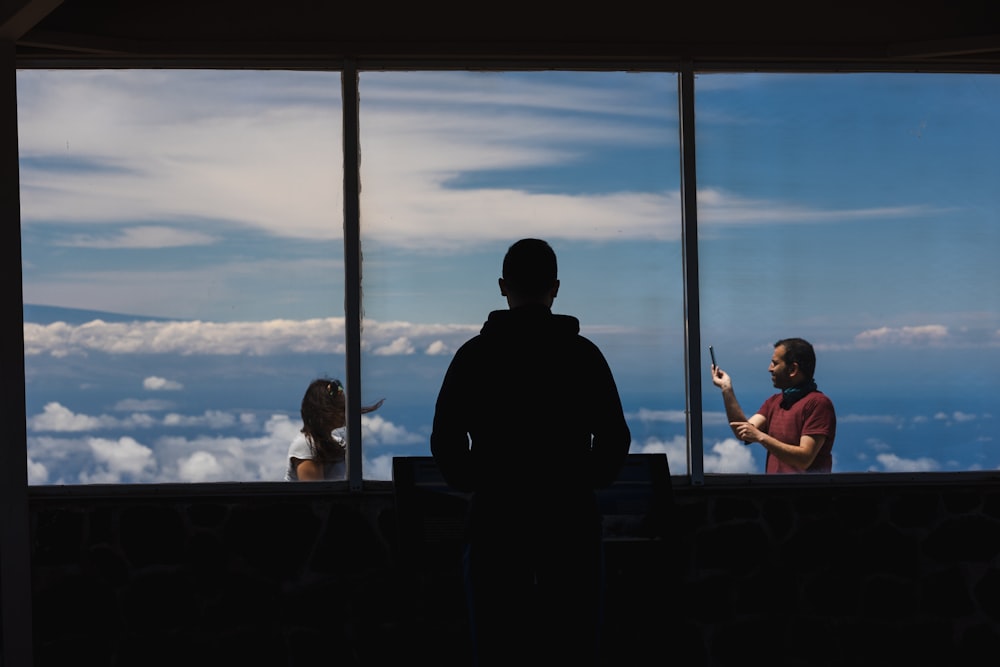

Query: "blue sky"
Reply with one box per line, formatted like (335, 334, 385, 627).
(17, 69, 1000, 483)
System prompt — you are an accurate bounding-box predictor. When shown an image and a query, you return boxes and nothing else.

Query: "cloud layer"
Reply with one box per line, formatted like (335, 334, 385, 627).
(25, 316, 999, 360)
(25, 317, 479, 358)
(27, 401, 425, 485)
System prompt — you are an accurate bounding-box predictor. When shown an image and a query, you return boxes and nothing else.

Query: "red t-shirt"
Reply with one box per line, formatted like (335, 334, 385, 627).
(757, 391, 836, 473)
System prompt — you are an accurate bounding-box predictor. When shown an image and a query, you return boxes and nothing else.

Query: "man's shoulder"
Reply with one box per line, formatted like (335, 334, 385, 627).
(804, 390, 836, 412)
(810, 390, 834, 403)
(452, 333, 486, 354)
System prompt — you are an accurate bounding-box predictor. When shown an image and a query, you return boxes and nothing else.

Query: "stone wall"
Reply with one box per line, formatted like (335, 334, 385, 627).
(27, 470, 1000, 667)
(668, 477, 1000, 667)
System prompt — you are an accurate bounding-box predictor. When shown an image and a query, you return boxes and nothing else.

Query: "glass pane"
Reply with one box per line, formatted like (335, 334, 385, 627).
(698, 73, 1000, 473)
(19, 70, 344, 483)
(358, 71, 685, 479)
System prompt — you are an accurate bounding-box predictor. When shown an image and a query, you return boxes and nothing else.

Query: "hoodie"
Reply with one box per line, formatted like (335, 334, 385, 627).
(430, 303, 631, 503)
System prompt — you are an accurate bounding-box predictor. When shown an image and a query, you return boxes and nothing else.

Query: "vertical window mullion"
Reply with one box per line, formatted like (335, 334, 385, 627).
(679, 65, 705, 485)
(2, 42, 34, 665)
(341, 62, 364, 491)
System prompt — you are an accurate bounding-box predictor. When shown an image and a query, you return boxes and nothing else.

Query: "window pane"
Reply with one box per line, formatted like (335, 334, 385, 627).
(358, 71, 686, 479)
(19, 70, 343, 483)
(697, 73, 1000, 473)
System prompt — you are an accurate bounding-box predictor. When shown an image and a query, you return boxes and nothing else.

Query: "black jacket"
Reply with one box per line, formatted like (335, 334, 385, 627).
(430, 304, 631, 504)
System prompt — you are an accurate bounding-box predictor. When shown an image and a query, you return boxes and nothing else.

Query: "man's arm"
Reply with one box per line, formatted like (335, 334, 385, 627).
(430, 352, 475, 492)
(588, 348, 632, 488)
(730, 423, 826, 471)
(712, 366, 759, 440)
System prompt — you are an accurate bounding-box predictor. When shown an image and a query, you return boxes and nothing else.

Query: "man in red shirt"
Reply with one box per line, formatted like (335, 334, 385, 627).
(711, 337, 836, 473)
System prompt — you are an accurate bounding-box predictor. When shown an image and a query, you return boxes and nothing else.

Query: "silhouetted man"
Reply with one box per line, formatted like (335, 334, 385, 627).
(431, 238, 632, 666)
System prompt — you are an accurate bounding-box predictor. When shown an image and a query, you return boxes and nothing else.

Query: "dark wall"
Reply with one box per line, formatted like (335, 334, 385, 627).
(18, 0, 1000, 67)
(29, 469, 1000, 667)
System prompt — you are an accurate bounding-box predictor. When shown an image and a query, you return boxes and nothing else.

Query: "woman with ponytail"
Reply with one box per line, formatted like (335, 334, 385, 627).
(285, 378, 384, 481)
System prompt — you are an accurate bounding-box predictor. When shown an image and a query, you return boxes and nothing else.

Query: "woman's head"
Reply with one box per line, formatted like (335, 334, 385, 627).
(301, 378, 346, 438)
(299, 378, 385, 462)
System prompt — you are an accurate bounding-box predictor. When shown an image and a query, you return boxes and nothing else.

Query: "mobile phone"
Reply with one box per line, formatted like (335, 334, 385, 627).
(709, 345, 716, 367)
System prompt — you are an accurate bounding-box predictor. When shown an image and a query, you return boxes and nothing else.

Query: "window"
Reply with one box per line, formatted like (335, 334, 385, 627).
(19, 69, 344, 483)
(357, 71, 685, 477)
(19, 67, 1000, 483)
(697, 72, 1000, 473)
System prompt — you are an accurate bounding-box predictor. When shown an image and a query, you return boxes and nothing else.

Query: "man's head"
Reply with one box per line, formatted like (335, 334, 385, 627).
(769, 337, 816, 388)
(499, 238, 560, 307)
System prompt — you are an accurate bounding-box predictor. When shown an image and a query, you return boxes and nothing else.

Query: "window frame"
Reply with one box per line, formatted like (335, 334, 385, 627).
(11, 57, 1000, 494)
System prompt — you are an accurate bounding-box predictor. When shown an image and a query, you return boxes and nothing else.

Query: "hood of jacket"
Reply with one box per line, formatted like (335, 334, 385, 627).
(479, 303, 580, 339)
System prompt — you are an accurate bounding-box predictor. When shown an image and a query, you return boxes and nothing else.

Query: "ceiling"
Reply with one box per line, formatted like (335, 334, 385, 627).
(4, 0, 1000, 68)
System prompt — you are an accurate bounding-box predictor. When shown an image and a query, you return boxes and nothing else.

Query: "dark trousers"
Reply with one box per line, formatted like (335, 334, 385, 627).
(462, 513, 605, 667)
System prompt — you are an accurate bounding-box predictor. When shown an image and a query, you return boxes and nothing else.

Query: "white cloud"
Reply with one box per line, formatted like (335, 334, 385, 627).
(362, 414, 426, 447)
(932, 411, 981, 426)
(152, 412, 407, 483)
(373, 336, 415, 356)
(854, 324, 949, 348)
(808, 319, 1000, 352)
(144, 375, 183, 390)
(27, 459, 49, 485)
(114, 398, 174, 411)
(27, 434, 87, 460)
(28, 402, 158, 432)
(874, 452, 941, 472)
(24, 317, 477, 357)
(633, 434, 757, 474)
(58, 226, 217, 249)
(633, 408, 687, 423)
(633, 434, 687, 476)
(425, 340, 451, 355)
(77, 468, 125, 484)
(163, 411, 238, 428)
(17, 70, 927, 255)
(88, 436, 156, 478)
(29, 403, 255, 436)
(696, 187, 936, 230)
(18, 70, 342, 242)
(177, 451, 226, 482)
(264, 413, 299, 435)
(25, 406, 426, 484)
(840, 413, 901, 424)
(153, 432, 287, 482)
(867, 438, 893, 452)
(364, 454, 395, 481)
(701, 411, 733, 427)
(703, 438, 758, 473)
(29, 402, 106, 431)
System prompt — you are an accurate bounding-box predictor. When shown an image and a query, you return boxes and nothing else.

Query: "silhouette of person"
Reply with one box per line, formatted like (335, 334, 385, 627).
(431, 238, 632, 667)
(710, 337, 836, 473)
(285, 378, 384, 481)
